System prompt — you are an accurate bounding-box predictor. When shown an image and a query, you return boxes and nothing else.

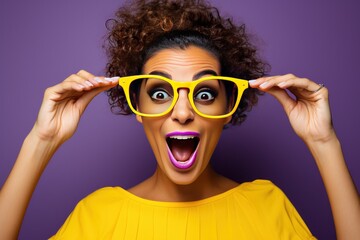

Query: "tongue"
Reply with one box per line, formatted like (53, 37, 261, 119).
(171, 140, 196, 162)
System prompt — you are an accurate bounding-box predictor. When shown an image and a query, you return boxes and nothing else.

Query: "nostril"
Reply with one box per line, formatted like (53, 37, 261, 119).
(171, 93, 195, 123)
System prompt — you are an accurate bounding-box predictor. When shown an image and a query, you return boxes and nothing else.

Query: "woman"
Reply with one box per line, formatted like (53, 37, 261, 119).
(0, 0, 359, 239)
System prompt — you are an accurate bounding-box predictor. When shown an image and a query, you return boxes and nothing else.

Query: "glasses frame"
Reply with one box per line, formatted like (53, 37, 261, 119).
(118, 75, 248, 119)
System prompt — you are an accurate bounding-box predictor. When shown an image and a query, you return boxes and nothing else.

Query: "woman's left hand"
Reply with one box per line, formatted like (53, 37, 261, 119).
(250, 74, 360, 239)
(249, 74, 335, 143)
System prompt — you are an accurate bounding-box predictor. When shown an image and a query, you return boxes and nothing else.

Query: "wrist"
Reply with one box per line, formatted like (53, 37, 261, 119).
(302, 128, 338, 146)
(28, 124, 63, 147)
(304, 132, 342, 167)
(23, 129, 61, 169)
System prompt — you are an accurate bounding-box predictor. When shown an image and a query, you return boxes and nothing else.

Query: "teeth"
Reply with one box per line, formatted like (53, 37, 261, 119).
(169, 136, 196, 140)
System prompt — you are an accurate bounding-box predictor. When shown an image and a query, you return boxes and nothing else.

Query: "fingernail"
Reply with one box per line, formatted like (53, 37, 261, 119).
(104, 76, 120, 82)
(259, 82, 268, 88)
(94, 77, 103, 83)
(85, 81, 93, 87)
(248, 80, 257, 84)
(278, 82, 286, 87)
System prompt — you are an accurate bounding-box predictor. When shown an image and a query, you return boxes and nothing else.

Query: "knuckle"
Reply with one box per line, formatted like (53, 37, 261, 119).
(285, 73, 296, 78)
(66, 74, 80, 82)
(44, 87, 51, 94)
(44, 87, 53, 97)
(323, 86, 329, 93)
(70, 74, 78, 79)
(299, 77, 309, 83)
(77, 69, 87, 75)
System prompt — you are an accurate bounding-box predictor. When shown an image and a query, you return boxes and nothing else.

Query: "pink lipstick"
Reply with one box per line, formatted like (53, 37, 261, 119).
(166, 131, 200, 169)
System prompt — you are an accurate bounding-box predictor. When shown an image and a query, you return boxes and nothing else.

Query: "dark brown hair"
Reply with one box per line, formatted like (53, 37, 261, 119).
(105, 0, 268, 125)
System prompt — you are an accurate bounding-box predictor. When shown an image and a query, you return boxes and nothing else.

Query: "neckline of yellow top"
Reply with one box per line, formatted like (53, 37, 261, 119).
(120, 184, 244, 207)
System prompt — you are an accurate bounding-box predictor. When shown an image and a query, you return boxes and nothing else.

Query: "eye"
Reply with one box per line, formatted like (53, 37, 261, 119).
(150, 89, 171, 101)
(194, 88, 217, 102)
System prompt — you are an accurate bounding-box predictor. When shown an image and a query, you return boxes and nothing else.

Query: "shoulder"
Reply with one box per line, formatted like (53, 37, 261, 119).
(237, 179, 292, 209)
(234, 179, 299, 223)
(79, 186, 128, 208)
(83, 186, 126, 200)
(50, 187, 129, 238)
(65, 187, 130, 227)
(70, 186, 130, 218)
(240, 178, 278, 188)
(238, 179, 284, 195)
(235, 179, 315, 239)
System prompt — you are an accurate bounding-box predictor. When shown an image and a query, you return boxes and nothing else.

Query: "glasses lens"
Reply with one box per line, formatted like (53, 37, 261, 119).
(129, 77, 174, 115)
(127, 76, 240, 117)
(193, 79, 238, 117)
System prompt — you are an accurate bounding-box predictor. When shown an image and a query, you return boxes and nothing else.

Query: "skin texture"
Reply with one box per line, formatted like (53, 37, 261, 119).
(250, 75, 360, 239)
(0, 72, 120, 239)
(0, 46, 359, 239)
(128, 46, 237, 201)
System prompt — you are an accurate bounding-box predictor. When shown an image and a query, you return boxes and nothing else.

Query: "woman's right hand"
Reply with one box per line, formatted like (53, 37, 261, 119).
(32, 70, 119, 145)
(0, 70, 119, 240)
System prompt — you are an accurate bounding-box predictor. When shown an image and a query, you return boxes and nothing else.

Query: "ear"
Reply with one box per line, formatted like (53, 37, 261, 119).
(131, 92, 143, 123)
(136, 114, 143, 123)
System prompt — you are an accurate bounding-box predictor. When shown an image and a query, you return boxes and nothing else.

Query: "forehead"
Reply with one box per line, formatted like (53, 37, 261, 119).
(142, 46, 221, 78)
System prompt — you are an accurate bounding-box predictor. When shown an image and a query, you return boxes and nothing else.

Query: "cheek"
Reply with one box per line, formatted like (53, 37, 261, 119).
(200, 119, 227, 148)
(203, 117, 228, 131)
(141, 118, 166, 148)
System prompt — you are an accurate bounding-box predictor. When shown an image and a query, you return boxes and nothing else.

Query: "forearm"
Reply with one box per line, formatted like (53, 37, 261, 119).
(0, 129, 59, 239)
(306, 135, 360, 239)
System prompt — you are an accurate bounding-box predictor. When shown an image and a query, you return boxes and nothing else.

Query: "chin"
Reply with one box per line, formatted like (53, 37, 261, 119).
(166, 171, 201, 185)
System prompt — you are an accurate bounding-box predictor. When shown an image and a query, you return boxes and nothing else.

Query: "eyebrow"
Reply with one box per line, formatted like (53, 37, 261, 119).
(193, 70, 218, 80)
(148, 71, 172, 79)
(148, 69, 218, 80)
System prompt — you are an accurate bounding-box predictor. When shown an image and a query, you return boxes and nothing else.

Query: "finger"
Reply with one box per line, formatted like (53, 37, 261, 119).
(265, 87, 297, 116)
(76, 70, 104, 87)
(76, 69, 120, 87)
(249, 74, 293, 87)
(46, 80, 91, 102)
(69, 70, 100, 88)
(71, 74, 119, 108)
(63, 72, 119, 93)
(45, 81, 85, 102)
(250, 74, 298, 89)
(76, 69, 94, 80)
(65, 70, 99, 89)
(45, 72, 120, 105)
(75, 83, 117, 113)
(249, 74, 321, 93)
(248, 74, 292, 89)
(63, 74, 92, 90)
(275, 77, 322, 93)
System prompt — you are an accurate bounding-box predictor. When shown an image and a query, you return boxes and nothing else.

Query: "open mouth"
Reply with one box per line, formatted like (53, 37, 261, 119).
(166, 132, 200, 169)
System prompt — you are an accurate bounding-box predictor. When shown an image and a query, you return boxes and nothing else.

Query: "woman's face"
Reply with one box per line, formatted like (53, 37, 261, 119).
(137, 46, 231, 185)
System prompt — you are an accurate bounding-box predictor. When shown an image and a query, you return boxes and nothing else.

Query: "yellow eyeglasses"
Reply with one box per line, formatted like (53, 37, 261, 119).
(118, 75, 248, 119)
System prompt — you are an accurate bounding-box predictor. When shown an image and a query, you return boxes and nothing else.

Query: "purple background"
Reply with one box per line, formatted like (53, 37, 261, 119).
(1, 0, 359, 239)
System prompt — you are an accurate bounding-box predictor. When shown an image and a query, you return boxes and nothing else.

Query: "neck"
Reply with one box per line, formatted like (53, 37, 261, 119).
(142, 165, 238, 202)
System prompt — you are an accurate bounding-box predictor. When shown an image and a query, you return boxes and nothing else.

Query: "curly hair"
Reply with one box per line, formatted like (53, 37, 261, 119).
(104, 0, 268, 125)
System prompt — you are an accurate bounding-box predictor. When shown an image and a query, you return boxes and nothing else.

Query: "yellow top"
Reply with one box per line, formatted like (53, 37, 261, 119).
(50, 180, 316, 239)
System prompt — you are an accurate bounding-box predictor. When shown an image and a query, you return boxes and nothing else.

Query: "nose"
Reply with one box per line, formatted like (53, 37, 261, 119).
(170, 89, 195, 124)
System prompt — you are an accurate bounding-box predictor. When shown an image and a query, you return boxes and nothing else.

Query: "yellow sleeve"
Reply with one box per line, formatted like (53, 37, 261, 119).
(243, 180, 317, 239)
